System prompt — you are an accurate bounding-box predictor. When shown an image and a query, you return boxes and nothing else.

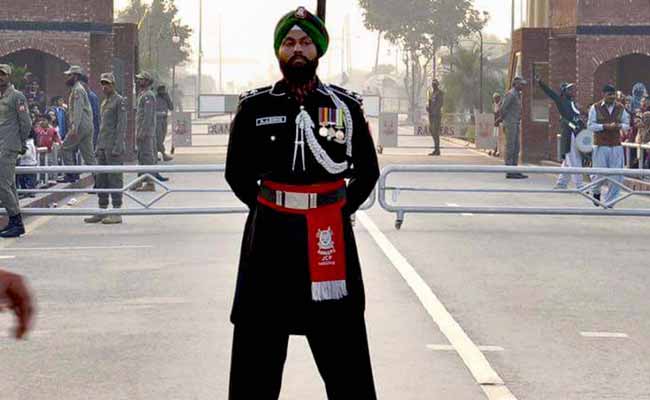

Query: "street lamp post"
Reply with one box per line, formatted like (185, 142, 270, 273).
(172, 26, 180, 112)
(479, 30, 484, 113)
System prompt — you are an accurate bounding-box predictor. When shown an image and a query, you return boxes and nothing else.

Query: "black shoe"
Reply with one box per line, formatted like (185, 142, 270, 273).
(428, 150, 441, 156)
(593, 193, 601, 207)
(154, 174, 169, 182)
(0, 214, 26, 238)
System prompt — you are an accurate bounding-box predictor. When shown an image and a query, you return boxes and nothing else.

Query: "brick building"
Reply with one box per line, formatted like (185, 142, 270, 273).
(0, 0, 138, 159)
(508, 0, 650, 162)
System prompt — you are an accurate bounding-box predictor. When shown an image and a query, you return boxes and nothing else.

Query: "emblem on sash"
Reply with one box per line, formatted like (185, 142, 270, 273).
(317, 226, 336, 266)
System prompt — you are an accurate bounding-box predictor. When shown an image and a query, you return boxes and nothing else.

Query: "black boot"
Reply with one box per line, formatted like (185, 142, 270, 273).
(154, 173, 169, 182)
(0, 214, 26, 238)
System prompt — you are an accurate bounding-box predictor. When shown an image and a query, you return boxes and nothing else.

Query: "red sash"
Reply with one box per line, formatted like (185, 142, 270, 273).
(257, 180, 348, 301)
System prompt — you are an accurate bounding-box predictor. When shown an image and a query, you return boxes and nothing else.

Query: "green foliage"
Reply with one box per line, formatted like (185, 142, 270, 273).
(358, 0, 487, 122)
(8, 65, 29, 90)
(117, 0, 192, 84)
(441, 45, 506, 114)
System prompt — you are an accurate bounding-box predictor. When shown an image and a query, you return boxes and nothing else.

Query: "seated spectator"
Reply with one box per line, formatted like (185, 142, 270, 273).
(35, 119, 62, 152)
(17, 131, 38, 197)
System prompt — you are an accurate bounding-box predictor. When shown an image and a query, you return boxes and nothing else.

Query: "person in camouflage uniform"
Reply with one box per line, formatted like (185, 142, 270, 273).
(62, 65, 97, 183)
(84, 72, 127, 224)
(0, 64, 32, 238)
(133, 71, 157, 192)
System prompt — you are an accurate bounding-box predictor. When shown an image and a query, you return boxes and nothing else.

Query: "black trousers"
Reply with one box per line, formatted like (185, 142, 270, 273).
(228, 312, 377, 399)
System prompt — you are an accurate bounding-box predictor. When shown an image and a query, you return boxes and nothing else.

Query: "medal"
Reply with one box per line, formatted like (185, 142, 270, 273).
(334, 108, 346, 143)
(319, 107, 330, 137)
(319, 126, 329, 137)
(327, 126, 336, 140)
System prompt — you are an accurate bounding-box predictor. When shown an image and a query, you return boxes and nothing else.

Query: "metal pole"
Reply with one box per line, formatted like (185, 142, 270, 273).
(197, 0, 203, 114)
(172, 63, 176, 111)
(479, 31, 484, 113)
(317, 0, 326, 21)
(219, 14, 223, 93)
(511, 0, 515, 34)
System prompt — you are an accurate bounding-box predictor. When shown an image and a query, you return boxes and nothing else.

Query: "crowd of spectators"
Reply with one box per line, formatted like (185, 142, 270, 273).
(16, 71, 104, 196)
(616, 82, 650, 170)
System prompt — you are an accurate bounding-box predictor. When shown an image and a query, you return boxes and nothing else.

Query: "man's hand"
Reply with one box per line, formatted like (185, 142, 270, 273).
(19, 143, 27, 155)
(0, 270, 35, 340)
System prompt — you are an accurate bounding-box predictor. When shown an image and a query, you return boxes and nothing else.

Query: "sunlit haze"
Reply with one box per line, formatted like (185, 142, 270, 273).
(114, 0, 520, 92)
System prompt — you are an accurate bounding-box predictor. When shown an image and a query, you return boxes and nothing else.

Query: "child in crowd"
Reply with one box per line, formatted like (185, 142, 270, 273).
(17, 130, 38, 197)
(35, 118, 62, 152)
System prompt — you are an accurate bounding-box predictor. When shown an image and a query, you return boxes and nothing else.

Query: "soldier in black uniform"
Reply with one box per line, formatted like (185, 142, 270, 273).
(225, 7, 379, 399)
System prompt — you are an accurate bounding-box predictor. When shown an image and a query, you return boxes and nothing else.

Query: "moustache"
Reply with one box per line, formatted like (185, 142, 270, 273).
(289, 55, 309, 64)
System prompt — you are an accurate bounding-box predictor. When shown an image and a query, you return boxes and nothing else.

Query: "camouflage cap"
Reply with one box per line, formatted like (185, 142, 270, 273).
(0, 64, 12, 75)
(100, 72, 116, 84)
(64, 65, 85, 75)
(135, 71, 153, 82)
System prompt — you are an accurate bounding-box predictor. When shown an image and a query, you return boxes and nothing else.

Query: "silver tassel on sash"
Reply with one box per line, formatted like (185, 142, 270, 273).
(292, 106, 309, 171)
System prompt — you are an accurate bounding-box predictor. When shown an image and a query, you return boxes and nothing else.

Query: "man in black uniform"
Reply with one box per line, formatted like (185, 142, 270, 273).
(226, 6, 379, 399)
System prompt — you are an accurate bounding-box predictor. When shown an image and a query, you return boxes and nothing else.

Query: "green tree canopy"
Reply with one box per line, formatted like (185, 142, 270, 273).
(441, 45, 506, 114)
(117, 0, 192, 84)
(358, 0, 487, 122)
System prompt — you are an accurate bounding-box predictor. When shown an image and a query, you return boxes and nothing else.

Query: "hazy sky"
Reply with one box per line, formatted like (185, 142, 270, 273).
(114, 0, 524, 90)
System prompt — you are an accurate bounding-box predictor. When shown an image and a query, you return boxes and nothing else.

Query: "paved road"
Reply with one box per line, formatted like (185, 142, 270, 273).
(1, 136, 650, 399)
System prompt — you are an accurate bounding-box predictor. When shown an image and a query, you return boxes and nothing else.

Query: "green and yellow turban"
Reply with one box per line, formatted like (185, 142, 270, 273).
(274, 7, 330, 58)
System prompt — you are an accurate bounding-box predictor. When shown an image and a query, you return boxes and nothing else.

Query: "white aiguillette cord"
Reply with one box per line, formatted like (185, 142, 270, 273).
(293, 105, 310, 171)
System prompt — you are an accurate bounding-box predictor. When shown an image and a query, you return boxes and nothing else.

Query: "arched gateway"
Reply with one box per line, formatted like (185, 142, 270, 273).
(0, 1, 138, 158)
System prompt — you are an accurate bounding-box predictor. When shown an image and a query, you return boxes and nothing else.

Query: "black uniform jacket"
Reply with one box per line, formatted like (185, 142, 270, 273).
(225, 79, 380, 332)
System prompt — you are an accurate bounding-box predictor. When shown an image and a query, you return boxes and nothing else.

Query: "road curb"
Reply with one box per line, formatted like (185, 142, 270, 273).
(1, 174, 94, 226)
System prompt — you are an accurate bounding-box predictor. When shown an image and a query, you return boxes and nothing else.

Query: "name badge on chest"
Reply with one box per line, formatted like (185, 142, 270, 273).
(256, 116, 287, 127)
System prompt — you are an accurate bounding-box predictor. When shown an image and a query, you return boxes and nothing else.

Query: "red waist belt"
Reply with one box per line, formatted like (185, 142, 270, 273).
(258, 180, 348, 302)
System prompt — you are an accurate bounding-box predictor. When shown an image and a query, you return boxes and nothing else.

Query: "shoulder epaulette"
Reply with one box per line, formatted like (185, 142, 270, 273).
(327, 84, 363, 104)
(239, 86, 272, 102)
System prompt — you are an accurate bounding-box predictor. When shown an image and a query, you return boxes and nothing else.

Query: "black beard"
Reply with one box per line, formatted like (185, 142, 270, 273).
(279, 56, 319, 85)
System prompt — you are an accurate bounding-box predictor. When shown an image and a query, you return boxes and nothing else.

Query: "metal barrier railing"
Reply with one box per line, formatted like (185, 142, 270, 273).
(14, 165, 376, 216)
(622, 142, 650, 170)
(379, 165, 650, 229)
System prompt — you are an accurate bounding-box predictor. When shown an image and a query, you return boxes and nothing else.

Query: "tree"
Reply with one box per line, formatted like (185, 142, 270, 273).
(8, 65, 29, 90)
(358, 0, 486, 123)
(440, 45, 506, 114)
(117, 0, 192, 84)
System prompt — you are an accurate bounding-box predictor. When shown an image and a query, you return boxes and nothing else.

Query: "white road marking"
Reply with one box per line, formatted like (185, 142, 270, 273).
(446, 203, 474, 216)
(0, 245, 154, 252)
(0, 256, 16, 259)
(357, 212, 517, 399)
(428, 344, 505, 352)
(580, 332, 629, 338)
